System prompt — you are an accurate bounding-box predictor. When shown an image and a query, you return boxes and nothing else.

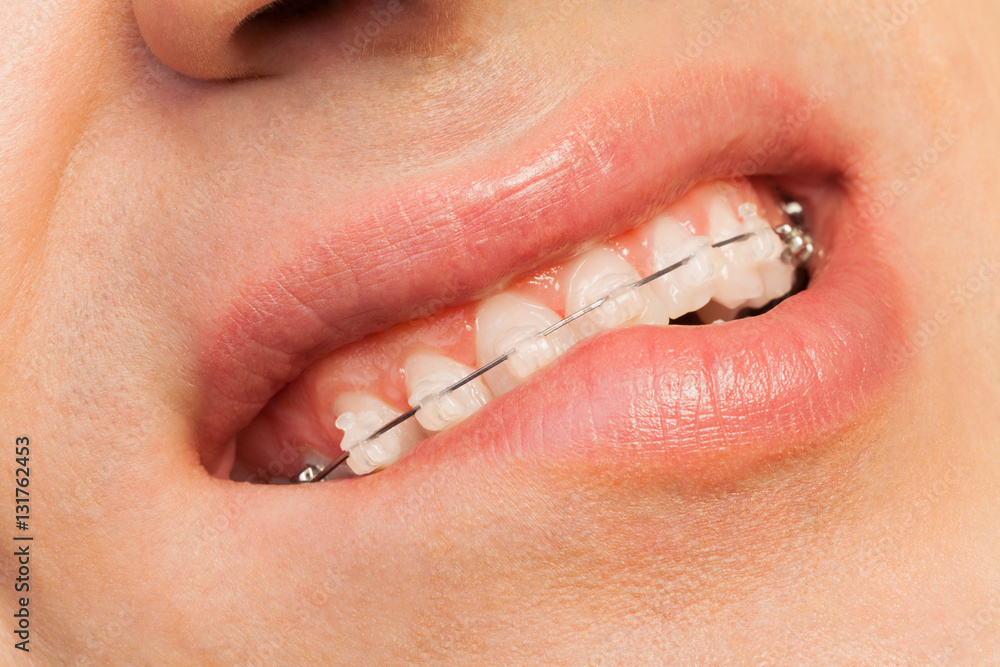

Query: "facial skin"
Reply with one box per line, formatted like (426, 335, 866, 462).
(2, 0, 1000, 663)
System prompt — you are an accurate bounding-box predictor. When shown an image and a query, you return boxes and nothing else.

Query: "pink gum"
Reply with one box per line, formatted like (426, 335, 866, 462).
(235, 178, 779, 471)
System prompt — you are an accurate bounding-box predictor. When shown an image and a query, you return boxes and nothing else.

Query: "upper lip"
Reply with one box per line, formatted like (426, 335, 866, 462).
(194, 64, 893, 466)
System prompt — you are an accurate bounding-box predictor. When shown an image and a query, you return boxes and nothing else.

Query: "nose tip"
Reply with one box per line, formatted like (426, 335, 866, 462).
(131, 0, 284, 79)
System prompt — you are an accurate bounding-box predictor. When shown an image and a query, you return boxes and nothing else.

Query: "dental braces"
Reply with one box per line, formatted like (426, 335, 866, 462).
(293, 199, 814, 484)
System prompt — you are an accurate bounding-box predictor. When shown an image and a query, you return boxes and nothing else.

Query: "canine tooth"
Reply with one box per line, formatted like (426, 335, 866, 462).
(333, 393, 424, 475)
(405, 353, 492, 432)
(647, 217, 721, 319)
(475, 293, 576, 395)
(564, 246, 666, 336)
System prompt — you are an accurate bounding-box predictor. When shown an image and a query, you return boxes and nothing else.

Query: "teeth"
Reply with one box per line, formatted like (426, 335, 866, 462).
(405, 353, 493, 432)
(333, 393, 425, 475)
(737, 205, 781, 262)
(738, 203, 796, 308)
(750, 260, 796, 309)
(646, 216, 722, 319)
(475, 293, 577, 395)
(276, 183, 809, 482)
(707, 195, 769, 309)
(564, 246, 668, 337)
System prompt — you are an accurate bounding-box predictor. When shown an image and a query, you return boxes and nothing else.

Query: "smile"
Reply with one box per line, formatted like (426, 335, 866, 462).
(235, 179, 813, 482)
(195, 67, 908, 491)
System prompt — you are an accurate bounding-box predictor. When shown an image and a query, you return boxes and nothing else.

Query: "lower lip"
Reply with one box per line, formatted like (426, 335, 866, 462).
(369, 190, 908, 485)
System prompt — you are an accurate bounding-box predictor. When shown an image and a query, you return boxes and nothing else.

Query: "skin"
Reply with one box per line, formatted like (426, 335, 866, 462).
(2, 0, 1000, 663)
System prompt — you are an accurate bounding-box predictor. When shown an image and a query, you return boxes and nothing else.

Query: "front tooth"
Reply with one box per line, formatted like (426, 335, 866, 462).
(647, 216, 722, 319)
(405, 353, 492, 432)
(708, 196, 767, 309)
(475, 293, 577, 395)
(564, 246, 667, 337)
(333, 393, 424, 476)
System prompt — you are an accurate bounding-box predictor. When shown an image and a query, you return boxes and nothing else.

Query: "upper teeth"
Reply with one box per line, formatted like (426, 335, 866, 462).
(475, 293, 577, 395)
(647, 217, 722, 318)
(564, 246, 662, 336)
(405, 353, 493, 434)
(334, 392, 424, 475)
(288, 185, 811, 481)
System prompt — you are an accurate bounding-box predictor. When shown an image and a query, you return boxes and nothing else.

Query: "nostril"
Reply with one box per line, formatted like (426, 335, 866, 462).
(237, 0, 340, 34)
(132, 0, 344, 80)
(133, 0, 271, 79)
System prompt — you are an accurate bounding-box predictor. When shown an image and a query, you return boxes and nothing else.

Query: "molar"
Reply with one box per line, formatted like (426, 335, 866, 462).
(334, 392, 424, 475)
(405, 352, 493, 432)
(475, 293, 577, 395)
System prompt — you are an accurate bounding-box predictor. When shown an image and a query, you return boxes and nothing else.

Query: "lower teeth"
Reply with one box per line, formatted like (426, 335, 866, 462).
(682, 264, 810, 325)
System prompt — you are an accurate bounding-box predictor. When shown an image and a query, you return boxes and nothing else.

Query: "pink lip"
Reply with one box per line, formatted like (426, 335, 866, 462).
(195, 65, 908, 481)
(389, 194, 907, 484)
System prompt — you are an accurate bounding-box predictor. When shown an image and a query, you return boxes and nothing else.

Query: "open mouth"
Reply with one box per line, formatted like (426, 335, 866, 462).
(229, 178, 813, 482)
(195, 69, 908, 492)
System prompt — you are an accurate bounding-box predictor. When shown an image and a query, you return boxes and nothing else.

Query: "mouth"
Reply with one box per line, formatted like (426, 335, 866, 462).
(195, 67, 908, 490)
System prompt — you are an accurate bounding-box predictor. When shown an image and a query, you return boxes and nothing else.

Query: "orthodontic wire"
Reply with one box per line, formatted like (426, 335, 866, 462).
(299, 210, 813, 484)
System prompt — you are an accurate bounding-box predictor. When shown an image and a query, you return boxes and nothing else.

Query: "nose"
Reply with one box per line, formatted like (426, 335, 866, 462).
(132, 0, 315, 79)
